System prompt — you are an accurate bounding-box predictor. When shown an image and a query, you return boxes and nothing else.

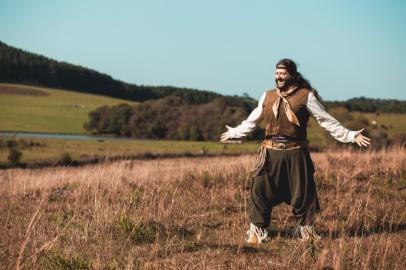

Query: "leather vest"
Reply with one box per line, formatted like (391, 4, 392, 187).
(262, 88, 311, 140)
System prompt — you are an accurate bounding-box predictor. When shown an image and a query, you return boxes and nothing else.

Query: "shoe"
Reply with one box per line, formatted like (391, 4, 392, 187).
(295, 225, 321, 241)
(245, 223, 270, 244)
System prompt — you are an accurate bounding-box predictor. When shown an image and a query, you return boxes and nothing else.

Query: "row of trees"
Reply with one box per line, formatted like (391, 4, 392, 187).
(84, 97, 405, 150)
(84, 95, 262, 141)
(325, 97, 406, 113)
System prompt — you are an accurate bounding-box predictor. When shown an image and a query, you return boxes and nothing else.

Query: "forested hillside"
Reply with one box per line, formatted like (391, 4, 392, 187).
(0, 41, 251, 106)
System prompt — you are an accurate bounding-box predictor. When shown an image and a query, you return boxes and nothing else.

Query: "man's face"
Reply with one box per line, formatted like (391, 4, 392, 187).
(275, 68, 293, 90)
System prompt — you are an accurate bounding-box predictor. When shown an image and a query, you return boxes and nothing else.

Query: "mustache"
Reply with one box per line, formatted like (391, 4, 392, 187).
(275, 77, 295, 88)
(275, 78, 286, 83)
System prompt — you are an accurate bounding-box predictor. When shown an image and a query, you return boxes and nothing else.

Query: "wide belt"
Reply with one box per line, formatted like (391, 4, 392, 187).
(261, 139, 307, 150)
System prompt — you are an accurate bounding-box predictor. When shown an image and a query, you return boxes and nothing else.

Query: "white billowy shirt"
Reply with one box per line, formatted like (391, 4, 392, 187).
(228, 91, 357, 143)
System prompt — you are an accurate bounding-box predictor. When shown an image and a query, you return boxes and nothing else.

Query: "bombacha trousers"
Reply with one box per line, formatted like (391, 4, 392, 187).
(249, 147, 320, 227)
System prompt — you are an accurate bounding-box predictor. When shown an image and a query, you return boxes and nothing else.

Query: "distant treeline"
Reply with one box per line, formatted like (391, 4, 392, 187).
(84, 95, 263, 141)
(0, 41, 249, 105)
(325, 97, 406, 114)
(84, 98, 406, 148)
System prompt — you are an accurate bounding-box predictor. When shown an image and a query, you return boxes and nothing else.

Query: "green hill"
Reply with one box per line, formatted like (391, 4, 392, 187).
(0, 83, 138, 134)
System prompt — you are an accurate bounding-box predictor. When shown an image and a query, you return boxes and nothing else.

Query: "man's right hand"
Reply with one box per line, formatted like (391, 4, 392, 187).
(220, 125, 233, 143)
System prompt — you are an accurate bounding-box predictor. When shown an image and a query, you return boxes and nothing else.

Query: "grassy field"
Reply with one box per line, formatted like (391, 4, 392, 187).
(0, 147, 405, 269)
(0, 83, 137, 134)
(0, 137, 259, 166)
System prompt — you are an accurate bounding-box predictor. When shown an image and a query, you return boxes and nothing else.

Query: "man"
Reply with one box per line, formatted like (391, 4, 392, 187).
(220, 59, 371, 244)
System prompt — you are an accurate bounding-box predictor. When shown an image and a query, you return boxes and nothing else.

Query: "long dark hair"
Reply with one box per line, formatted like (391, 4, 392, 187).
(276, 59, 312, 89)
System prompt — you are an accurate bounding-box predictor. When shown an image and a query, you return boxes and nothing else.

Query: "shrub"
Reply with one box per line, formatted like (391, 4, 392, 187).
(393, 133, 406, 146)
(8, 146, 22, 165)
(59, 153, 72, 165)
(6, 139, 17, 148)
(0, 138, 6, 149)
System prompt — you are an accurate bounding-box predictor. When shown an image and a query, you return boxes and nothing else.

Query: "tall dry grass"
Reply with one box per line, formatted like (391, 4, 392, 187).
(0, 147, 405, 269)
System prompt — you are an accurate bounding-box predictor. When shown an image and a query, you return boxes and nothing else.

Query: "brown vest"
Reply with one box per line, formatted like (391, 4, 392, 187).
(262, 88, 311, 140)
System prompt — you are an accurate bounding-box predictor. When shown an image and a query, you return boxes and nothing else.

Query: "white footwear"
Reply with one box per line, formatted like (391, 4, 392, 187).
(296, 225, 321, 241)
(245, 223, 270, 244)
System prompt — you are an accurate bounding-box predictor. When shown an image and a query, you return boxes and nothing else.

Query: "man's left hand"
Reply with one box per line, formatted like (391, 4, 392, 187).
(354, 128, 371, 147)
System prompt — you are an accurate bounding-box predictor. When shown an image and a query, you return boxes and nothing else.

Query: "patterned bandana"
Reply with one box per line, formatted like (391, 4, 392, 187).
(272, 87, 300, 126)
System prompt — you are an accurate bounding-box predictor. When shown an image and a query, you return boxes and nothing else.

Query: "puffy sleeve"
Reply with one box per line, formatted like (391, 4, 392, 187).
(306, 91, 357, 143)
(228, 92, 267, 139)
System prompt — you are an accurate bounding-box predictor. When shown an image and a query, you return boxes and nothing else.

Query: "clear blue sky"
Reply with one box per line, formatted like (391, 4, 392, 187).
(1, 0, 405, 101)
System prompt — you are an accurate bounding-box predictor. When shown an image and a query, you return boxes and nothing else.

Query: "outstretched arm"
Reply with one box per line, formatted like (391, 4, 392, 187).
(220, 92, 266, 142)
(307, 91, 371, 147)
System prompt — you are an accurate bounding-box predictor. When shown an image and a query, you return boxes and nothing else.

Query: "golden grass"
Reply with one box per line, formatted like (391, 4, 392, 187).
(0, 147, 405, 269)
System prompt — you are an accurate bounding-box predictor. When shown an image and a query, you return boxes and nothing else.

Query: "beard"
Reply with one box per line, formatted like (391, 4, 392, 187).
(275, 76, 295, 90)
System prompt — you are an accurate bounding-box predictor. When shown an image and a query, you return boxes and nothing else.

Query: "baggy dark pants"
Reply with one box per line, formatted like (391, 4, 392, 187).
(249, 147, 320, 227)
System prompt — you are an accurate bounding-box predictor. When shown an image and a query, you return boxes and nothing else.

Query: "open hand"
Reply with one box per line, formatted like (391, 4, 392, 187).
(220, 125, 233, 143)
(354, 128, 371, 147)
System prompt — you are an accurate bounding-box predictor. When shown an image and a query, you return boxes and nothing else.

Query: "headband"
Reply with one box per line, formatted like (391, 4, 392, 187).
(276, 64, 287, 69)
(276, 64, 297, 74)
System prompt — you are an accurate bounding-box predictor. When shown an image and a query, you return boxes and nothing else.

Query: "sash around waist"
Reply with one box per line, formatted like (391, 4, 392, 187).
(265, 134, 298, 143)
